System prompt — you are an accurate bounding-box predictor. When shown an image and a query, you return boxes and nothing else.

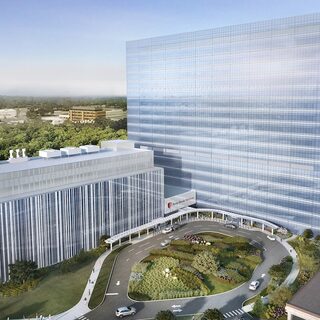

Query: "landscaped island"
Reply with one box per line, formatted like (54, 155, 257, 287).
(128, 232, 262, 300)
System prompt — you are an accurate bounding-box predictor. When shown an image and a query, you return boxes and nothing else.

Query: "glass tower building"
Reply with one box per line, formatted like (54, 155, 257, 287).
(127, 13, 320, 232)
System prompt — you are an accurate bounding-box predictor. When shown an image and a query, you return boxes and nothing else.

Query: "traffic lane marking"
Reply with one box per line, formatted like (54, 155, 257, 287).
(139, 242, 150, 248)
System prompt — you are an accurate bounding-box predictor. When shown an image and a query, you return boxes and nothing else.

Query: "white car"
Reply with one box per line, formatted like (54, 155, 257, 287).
(115, 306, 136, 317)
(162, 226, 173, 234)
(249, 280, 260, 291)
(225, 223, 237, 229)
(161, 239, 171, 247)
(267, 235, 276, 241)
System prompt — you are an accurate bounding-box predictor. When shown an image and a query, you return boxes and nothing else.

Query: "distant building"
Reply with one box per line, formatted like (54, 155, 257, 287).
(41, 115, 66, 125)
(286, 271, 320, 320)
(0, 141, 164, 282)
(105, 108, 127, 121)
(69, 105, 106, 123)
(0, 109, 16, 119)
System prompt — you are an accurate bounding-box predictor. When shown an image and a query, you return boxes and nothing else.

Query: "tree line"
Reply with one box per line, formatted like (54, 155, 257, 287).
(0, 96, 127, 114)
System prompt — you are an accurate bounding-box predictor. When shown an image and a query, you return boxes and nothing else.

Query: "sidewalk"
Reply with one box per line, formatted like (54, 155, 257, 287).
(282, 235, 299, 286)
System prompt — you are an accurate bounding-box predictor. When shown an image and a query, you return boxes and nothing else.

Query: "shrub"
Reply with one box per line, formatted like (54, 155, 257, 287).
(173, 267, 209, 294)
(170, 239, 190, 246)
(265, 305, 286, 319)
(268, 256, 293, 285)
(225, 269, 246, 283)
(226, 261, 251, 279)
(155, 310, 176, 320)
(201, 308, 224, 320)
(0, 278, 40, 297)
(168, 245, 194, 254)
(181, 265, 205, 280)
(244, 255, 262, 265)
(192, 251, 220, 275)
(8, 260, 38, 284)
(222, 236, 248, 244)
(302, 228, 314, 239)
(132, 262, 150, 274)
(269, 286, 293, 307)
(253, 297, 265, 317)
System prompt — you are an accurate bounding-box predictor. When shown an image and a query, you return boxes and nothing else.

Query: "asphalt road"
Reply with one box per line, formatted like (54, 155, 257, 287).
(87, 221, 288, 320)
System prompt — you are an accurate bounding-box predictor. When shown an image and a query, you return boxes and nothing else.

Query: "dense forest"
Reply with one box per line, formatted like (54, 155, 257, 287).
(0, 120, 127, 160)
(0, 96, 127, 114)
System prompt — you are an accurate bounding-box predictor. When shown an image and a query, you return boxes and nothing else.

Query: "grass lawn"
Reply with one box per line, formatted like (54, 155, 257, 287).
(203, 274, 235, 294)
(0, 261, 94, 320)
(88, 244, 131, 309)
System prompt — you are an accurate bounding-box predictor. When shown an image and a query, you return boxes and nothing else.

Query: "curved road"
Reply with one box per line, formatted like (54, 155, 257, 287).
(88, 221, 288, 320)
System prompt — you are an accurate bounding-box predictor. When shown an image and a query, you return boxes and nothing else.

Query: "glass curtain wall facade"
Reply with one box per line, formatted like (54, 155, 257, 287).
(127, 13, 320, 232)
(0, 169, 163, 282)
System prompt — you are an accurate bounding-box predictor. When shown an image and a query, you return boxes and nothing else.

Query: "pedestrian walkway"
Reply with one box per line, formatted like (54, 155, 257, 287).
(223, 308, 245, 318)
(282, 235, 299, 286)
(52, 249, 112, 320)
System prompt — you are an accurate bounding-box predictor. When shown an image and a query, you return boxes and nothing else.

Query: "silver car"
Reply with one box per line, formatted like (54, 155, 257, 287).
(115, 306, 136, 317)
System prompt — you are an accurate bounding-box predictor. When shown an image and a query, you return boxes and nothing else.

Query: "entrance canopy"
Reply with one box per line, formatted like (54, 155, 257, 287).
(105, 206, 279, 247)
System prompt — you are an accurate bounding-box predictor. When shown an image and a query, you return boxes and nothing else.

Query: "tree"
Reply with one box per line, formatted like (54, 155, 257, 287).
(302, 229, 314, 239)
(201, 308, 224, 320)
(268, 264, 287, 283)
(192, 251, 220, 275)
(154, 310, 176, 320)
(9, 260, 38, 284)
(315, 234, 320, 241)
(252, 297, 265, 317)
(269, 286, 293, 307)
(99, 234, 110, 246)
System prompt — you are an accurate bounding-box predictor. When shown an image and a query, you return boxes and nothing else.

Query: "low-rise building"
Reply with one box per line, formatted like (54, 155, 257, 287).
(105, 108, 127, 121)
(286, 272, 320, 320)
(69, 105, 106, 123)
(0, 140, 164, 282)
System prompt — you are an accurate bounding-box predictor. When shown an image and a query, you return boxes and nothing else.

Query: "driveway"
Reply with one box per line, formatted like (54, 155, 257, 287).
(87, 221, 288, 320)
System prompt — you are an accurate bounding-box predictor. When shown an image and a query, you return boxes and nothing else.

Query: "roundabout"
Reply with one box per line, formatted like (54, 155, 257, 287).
(87, 219, 290, 320)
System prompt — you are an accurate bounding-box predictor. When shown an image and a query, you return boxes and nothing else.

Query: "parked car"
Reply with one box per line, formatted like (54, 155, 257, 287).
(249, 280, 260, 291)
(267, 235, 276, 241)
(115, 306, 136, 317)
(162, 226, 173, 234)
(161, 239, 171, 247)
(225, 223, 237, 229)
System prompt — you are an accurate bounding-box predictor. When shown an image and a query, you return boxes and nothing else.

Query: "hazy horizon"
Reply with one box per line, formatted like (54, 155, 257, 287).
(1, 0, 320, 97)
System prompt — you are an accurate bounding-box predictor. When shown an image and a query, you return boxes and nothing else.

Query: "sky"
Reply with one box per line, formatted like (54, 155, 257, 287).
(1, 0, 320, 97)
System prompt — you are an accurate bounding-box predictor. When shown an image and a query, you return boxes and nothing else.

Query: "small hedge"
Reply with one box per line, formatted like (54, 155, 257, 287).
(172, 267, 209, 294)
